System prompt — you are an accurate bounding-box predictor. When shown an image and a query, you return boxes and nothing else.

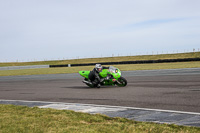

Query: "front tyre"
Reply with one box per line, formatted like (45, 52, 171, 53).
(116, 77, 127, 87)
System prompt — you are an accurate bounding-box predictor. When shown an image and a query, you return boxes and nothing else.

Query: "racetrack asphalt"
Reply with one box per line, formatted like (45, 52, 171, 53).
(0, 68, 200, 113)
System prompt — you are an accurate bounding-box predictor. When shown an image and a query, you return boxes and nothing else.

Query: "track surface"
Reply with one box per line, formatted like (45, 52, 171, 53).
(0, 68, 200, 113)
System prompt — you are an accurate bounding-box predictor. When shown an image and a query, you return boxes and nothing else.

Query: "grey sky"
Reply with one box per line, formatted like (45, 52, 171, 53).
(1, 0, 200, 62)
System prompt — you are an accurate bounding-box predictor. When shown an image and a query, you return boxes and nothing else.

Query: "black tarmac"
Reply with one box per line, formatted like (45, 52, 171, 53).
(0, 68, 200, 113)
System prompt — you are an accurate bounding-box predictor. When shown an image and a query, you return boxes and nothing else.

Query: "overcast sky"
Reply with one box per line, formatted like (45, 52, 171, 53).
(1, 0, 200, 62)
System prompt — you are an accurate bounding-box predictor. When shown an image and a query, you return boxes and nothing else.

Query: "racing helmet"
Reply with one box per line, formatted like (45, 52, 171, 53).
(95, 64, 103, 72)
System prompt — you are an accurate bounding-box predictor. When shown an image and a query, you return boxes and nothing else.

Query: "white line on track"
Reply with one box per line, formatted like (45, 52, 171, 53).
(1, 99, 200, 115)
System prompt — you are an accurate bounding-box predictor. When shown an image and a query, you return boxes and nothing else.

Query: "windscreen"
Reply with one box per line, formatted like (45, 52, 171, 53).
(109, 66, 118, 73)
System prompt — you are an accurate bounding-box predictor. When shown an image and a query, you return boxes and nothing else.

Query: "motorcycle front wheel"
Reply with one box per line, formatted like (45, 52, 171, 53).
(116, 77, 127, 87)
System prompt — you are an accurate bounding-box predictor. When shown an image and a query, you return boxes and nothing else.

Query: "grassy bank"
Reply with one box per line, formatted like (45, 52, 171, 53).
(0, 104, 199, 133)
(0, 52, 200, 67)
(0, 61, 200, 76)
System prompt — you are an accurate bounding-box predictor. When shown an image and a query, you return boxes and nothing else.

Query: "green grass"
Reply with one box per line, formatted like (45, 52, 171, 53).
(1, 52, 200, 76)
(0, 61, 200, 76)
(0, 104, 199, 133)
(0, 52, 200, 67)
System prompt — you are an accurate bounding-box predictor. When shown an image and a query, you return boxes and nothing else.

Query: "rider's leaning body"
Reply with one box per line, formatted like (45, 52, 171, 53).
(89, 64, 116, 87)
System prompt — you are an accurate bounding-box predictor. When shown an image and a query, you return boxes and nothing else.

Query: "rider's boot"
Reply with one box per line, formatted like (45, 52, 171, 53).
(97, 83, 101, 88)
(82, 80, 92, 85)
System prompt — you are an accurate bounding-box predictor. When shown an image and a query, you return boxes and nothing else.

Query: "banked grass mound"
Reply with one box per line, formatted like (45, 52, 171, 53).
(0, 61, 200, 76)
(0, 104, 199, 133)
(0, 52, 200, 67)
(0, 52, 200, 76)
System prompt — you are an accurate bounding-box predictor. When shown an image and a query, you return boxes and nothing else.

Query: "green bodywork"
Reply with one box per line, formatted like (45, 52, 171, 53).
(79, 71, 90, 79)
(79, 66, 122, 86)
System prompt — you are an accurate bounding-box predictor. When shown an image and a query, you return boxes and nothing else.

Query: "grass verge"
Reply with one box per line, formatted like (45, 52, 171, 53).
(0, 61, 200, 76)
(0, 52, 200, 67)
(0, 104, 199, 133)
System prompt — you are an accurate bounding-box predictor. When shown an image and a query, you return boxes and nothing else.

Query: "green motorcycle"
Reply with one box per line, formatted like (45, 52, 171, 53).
(79, 66, 127, 88)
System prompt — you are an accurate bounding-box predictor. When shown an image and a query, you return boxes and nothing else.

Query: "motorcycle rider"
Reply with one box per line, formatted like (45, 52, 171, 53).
(88, 64, 109, 88)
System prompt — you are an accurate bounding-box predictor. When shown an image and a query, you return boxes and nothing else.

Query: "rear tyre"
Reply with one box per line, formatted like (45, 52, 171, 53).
(116, 77, 127, 87)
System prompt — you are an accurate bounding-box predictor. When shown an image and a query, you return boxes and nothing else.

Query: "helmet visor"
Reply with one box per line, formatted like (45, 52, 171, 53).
(98, 68, 102, 72)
